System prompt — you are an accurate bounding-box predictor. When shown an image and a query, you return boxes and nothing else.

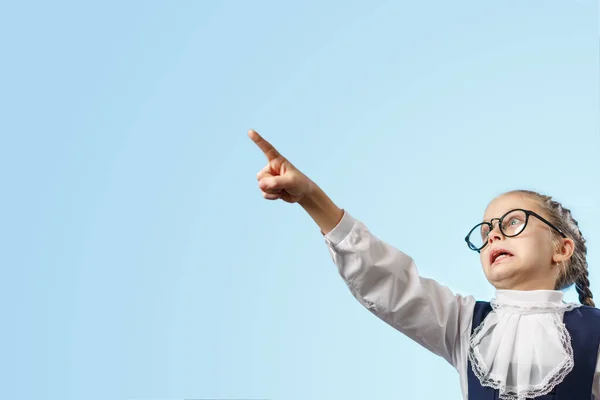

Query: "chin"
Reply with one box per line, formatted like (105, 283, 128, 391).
(485, 260, 519, 287)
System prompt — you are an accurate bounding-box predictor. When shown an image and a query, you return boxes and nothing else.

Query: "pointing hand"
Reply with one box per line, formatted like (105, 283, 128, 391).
(248, 129, 314, 204)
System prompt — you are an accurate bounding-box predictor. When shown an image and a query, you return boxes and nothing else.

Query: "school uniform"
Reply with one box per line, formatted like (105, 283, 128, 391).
(322, 210, 600, 400)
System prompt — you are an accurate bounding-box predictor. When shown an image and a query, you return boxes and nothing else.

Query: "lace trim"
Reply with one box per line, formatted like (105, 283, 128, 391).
(468, 305, 581, 400)
(490, 300, 580, 315)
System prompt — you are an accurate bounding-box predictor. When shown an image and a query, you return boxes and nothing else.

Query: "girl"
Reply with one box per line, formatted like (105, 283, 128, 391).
(248, 129, 600, 400)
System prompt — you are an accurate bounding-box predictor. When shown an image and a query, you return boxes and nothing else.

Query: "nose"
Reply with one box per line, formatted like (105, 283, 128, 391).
(487, 220, 504, 245)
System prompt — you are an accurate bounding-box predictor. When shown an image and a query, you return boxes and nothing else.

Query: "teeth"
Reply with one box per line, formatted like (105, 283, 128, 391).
(495, 254, 510, 262)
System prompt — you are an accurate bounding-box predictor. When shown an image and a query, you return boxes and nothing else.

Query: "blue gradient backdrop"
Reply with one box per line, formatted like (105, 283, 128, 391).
(1, 1, 598, 399)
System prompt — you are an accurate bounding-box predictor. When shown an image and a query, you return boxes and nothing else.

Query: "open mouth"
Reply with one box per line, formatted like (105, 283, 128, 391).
(489, 248, 514, 266)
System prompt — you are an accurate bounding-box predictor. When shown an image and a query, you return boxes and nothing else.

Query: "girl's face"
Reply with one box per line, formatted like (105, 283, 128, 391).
(479, 193, 563, 290)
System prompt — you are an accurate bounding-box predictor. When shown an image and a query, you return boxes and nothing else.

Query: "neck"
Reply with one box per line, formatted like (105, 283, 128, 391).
(501, 283, 556, 291)
(494, 276, 557, 291)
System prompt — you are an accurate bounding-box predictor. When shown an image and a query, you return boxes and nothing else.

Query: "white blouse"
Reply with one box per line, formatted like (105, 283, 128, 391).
(322, 210, 600, 400)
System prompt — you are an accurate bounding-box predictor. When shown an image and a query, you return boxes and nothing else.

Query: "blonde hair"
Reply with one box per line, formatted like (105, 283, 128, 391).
(503, 190, 594, 307)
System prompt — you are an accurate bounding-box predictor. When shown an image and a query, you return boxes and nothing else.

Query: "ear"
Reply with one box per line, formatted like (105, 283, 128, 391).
(552, 237, 575, 264)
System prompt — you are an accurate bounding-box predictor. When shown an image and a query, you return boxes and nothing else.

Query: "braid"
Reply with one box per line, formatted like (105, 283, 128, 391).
(559, 204, 595, 307)
(505, 190, 595, 307)
(576, 270, 595, 307)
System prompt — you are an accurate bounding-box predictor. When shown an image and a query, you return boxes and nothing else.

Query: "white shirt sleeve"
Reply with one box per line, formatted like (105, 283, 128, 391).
(322, 209, 475, 369)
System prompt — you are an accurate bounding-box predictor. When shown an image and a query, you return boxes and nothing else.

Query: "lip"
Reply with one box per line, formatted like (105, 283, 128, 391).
(489, 247, 514, 266)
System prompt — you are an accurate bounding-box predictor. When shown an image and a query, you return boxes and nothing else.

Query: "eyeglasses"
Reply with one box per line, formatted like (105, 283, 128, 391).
(465, 208, 567, 253)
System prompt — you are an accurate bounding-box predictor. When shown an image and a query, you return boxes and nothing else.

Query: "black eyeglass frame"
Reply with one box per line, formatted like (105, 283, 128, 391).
(465, 208, 568, 253)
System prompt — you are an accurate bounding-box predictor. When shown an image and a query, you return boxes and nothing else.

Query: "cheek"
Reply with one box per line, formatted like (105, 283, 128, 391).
(519, 236, 552, 260)
(480, 253, 493, 278)
(508, 238, 553, 271)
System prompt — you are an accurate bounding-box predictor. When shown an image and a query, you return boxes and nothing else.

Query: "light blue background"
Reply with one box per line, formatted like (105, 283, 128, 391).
(1, 1, 598, 399)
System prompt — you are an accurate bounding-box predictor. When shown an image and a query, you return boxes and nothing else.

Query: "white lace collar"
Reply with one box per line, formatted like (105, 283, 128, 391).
(468, 290, 581, 400)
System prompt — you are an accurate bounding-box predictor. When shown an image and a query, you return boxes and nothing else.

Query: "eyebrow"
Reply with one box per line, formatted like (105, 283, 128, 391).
(481, 208, 523, 224)
(481, 215, 494, 223)
(481, 213, 505, 224)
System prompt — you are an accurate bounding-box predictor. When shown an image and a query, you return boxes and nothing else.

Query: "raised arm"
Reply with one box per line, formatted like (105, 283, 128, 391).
(322, 209, 474, 366)
(248, 129, 474, 368)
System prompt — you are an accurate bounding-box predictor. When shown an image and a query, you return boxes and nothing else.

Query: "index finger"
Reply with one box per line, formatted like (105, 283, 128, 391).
(248, 129, 282, 161)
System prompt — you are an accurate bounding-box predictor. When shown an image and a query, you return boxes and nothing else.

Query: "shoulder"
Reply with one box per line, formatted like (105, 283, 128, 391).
(565, 305, 600, 332)
(469, 301, 492, 331)
(574, 305, 600, 318)
(473, 300, 492, 311)
(570, 305, 600, 316)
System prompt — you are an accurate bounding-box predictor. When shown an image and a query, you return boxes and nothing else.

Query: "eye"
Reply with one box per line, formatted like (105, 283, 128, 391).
(480, 225, 490, 239)
(502, 212, 526, 235)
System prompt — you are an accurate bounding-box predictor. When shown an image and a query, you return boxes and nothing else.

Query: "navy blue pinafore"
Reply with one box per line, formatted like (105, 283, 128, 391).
(467, 301, 600, 399)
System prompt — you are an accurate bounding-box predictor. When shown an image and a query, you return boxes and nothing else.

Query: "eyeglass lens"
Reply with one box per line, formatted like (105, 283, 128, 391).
(468, 209, 527, 250)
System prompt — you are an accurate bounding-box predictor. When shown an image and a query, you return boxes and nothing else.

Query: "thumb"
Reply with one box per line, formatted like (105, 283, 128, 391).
(259, 175, 294, 191)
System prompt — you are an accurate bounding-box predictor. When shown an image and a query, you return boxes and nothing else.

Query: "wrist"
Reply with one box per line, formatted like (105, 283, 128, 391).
(298, 180, 321, 209)
(298, 182, 344, 235)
